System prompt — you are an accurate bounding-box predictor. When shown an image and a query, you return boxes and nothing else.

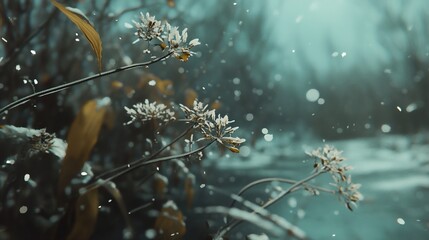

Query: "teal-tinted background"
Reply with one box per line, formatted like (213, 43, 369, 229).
(1, 0, 428, 239)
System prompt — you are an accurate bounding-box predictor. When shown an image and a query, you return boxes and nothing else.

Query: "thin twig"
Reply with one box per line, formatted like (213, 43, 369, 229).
(229, 177, 335, 209)
(262, 171, 325, 209)
(128, 202, 153, 215)
(205, 185, 307, 240)
(96, 124, 195, 180)
(82, 139, 216, 194)
(217, 171, 325, 238)
(0, 51, 174, 115)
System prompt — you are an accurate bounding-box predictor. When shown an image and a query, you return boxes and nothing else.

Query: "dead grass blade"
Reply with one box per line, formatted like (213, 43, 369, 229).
(58, 98, 110, 196)
(50, 0, 102, 71)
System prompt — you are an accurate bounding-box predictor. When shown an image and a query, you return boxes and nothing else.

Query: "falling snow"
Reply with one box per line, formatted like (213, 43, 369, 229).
(397, 218, 405, 225)
(306, 89, 320, 102)
(1, 1, 428, 239)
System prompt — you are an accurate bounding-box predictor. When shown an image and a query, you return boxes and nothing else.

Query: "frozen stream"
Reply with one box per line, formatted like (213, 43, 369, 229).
(206, 133, 429, 239)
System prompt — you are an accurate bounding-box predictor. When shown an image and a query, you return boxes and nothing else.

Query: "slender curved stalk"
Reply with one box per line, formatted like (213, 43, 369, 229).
(205, 185, 307, 240)
(82, 140, 216, 193)
(0, 52, 173, 115)
(229, 177, 335, 209)
(217, 171, 325, 238)
(261, 171, 324, 209)
(96, 124, 195, 180)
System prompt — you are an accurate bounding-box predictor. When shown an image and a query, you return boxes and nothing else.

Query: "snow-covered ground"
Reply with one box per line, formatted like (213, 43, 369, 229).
(207, 133, 429, 239)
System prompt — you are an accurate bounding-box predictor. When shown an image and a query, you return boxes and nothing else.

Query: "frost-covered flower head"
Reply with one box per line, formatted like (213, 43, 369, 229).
(307, 145, 363, 210)
(133, 12, 164, 42)
(0, 125, 66, 159)
(28, 129, 56, 154)
(124, 99, 176, 125)
(180, 100, 245, 152)
(132, 12, 201, 61)
(163, 22, 201, 61)
(179, 100, 215, 126)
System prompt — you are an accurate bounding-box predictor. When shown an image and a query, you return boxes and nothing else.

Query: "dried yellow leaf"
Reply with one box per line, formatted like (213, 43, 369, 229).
(153, 175, 167, 198)
(156, 79, 174, 95)
(159, 42, 167, 50)
(103, 106, 116, 130)
(184, 88, 198, 107)
(176, 52, 190, 62)
(184, 176, 194, 209)
(50, 0, 102, 71)
(111, 80, 124, 90)
(154, 202, 186, 239)
(66, 189, 99, 240)
(58, 99, 110, 195)
(167, 0, 175, 7)
(210, 100, 222, 110)
(228, 146, 240, 153)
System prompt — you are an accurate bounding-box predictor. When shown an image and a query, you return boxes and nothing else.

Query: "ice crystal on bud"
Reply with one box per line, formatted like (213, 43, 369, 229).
(124, 99, 175, 125)
(180, 100, 245, 152)
(132, 12, 201, 61)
